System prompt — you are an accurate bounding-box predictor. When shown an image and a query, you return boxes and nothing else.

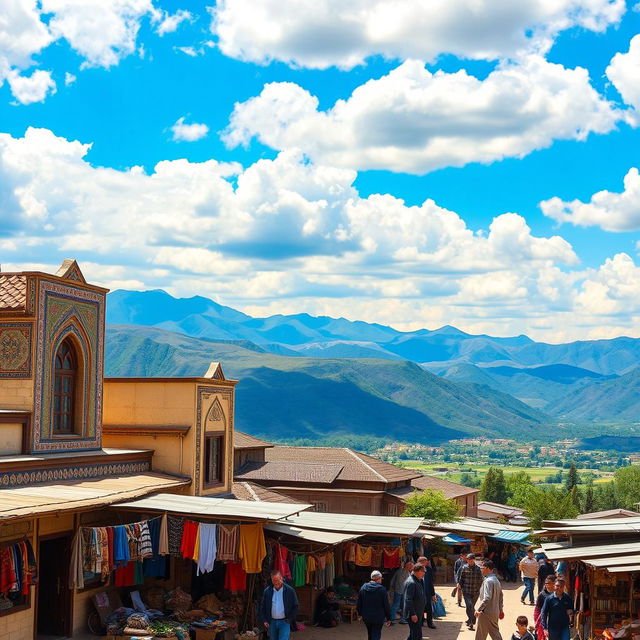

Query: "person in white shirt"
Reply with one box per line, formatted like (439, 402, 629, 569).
(519, 550, 539, 606)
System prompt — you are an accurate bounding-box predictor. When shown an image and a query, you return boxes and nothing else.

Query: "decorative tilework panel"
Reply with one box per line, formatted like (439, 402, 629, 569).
(32, 280, 105, 453)
(0, 461, 150, 488)
(0, 323, 32, 378)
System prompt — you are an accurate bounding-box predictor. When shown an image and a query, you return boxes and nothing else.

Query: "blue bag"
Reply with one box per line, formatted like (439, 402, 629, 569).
(433, 593, 446, 618)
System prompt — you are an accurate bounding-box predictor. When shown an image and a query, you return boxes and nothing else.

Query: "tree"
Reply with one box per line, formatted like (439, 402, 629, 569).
(614, 466, 640, 510)
(479, 467, 508, 503)
(460, 472, 481, 488)
(506, 471, 532, 500)
(522, 486, 579, 530)
(565, 463, 580, 491)
(402, 489, 462, 523)
(593, 482, 618, 511)
(582, 482, 595, 514)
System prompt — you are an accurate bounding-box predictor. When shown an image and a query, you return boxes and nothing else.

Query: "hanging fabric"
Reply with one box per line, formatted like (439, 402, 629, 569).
(217, 524, 239, 562)
(238, 523, 266, 574)
(196, 524, 217, 575)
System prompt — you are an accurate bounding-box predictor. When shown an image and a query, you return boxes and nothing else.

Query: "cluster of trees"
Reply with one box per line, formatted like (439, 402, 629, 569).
(478, 464, 640, 529)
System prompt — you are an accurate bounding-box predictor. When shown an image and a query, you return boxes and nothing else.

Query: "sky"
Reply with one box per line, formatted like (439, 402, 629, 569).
(1, 0, 640, 342)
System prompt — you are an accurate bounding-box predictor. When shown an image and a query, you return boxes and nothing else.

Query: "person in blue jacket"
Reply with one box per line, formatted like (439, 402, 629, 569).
(260, 570, 299, 640)
(540, 579, 573, 640)
(357, 570, 392, 640)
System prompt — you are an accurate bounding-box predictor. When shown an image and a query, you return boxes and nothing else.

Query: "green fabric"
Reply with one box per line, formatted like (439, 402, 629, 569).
(293, 554, 307, 587)
(134, 561, 144, 585)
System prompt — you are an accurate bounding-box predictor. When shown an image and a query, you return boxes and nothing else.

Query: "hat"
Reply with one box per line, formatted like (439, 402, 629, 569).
(371, 570, 382, 579)
(467, 553, 476, 560)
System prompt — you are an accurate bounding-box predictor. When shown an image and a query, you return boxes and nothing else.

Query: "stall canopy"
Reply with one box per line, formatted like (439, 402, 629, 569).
(489, 530, 531, 544)
(442, 533, 471, 545)
(280, 511, 423, 536)
(541, 540, 640, 561)
(432, 517, 530, 536)
(265, 523, 362, 545)
(114, 492, 311, 521)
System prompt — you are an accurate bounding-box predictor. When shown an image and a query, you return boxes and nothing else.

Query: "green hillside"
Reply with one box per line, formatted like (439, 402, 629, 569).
(105, 325, 550, 442)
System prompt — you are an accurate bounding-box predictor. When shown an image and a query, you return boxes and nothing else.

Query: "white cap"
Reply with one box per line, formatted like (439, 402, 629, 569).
(371, 570, 382, 579)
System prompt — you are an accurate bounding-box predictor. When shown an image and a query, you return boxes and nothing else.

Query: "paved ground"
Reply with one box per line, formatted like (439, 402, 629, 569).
(295, 581, 534, 640)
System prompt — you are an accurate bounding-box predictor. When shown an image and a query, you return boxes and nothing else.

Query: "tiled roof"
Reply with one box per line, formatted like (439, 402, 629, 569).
(0, 275, 27, 311)
(234, 461, 344, 484)
(388, 474, 479, 501)
(264, 446, 421, 483)
(231, 481, 304, 504)
(234, 431, 274, 450)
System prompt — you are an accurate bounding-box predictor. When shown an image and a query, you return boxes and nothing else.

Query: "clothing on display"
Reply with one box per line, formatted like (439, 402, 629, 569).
(0, 540, 38, 599)
(238, 523, 266, 574)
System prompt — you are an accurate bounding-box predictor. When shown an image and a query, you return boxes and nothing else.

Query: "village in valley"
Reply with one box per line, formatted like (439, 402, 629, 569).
(1, 263, 639, 640)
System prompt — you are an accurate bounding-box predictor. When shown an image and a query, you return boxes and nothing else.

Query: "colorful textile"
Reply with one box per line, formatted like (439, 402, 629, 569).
(224, 561, 247, 591)
(355, 545, 373, 567)
(180, 520, 199, 559)
(158, 514, 169, 556)
(113, 525, 130, 566)
(305, 555, 316, 585)
(217, 524, 239, 562)
(238, 523, 266, 574)
(273, 544, 292, 579)
(168, 516, 184, 557)
(293, 554, 307, 587)
(383, 548, 401, 569)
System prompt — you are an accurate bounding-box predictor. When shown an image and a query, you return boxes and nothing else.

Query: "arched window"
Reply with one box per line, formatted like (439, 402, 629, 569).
(53, 338, 77, 434)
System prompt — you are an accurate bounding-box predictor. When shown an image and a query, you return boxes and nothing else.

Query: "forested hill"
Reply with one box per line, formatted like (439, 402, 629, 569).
(105, 325, 549, 443)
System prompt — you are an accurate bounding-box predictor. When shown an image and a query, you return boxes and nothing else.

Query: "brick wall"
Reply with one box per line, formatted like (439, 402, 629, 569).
(0, 607, 34, 640)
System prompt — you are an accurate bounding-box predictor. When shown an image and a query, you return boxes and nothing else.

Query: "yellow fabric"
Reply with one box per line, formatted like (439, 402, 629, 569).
(355, 545, 373, 567)
(192, 524, 200, 562)
(238, 523, 266, 573)
(306, 555, 317, 584)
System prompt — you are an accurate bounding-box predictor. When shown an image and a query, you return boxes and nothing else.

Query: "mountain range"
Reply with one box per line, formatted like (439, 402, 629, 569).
(105, 289, 640, 443)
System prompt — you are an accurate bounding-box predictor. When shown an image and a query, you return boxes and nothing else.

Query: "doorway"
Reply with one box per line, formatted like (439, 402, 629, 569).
(37, 535, 72, 638)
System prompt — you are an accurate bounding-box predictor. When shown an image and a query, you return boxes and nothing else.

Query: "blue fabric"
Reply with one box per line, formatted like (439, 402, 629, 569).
(548, 627, 570, 640)
(143, 517, 167, 578)
(522, 577, 535, 603)
(365, 621, 383, 640)
(357, 581, 391, 624)
(433, 594, 446, 618)
(113, 525, 130, 565)
(268, 618, 291, 640)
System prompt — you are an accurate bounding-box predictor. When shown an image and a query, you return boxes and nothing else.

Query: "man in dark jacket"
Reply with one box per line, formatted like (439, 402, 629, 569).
(537, 557, 555, 593)
(403, 564, 427, 640)
(540, 579, 574, 640)
(260, 570, 299, 640)
(417, 556, 437, 629)
(357, 570, 391, 640)
(459, 554, 484, 631)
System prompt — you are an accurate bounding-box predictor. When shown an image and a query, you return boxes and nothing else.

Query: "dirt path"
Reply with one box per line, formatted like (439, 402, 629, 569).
(295, 581, 534, 640)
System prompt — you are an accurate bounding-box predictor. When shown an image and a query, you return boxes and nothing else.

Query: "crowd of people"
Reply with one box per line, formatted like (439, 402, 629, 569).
(257, 548, 574, 640)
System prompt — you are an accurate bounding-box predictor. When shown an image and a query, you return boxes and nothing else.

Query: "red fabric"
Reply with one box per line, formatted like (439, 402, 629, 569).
(274, 544, 291, 579)
(107, 527, 115, 570)
(382, 548, 401, 568)
(180, 520, 198, 559)
(224, 561, 247, 591)
(0, 548, 17, 594)
(114, 561, 136, 587)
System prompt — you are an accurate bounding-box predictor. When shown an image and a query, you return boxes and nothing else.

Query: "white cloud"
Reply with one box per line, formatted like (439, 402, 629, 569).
(7, 69, 56, 104)
(211, 0, 625, 69)
(170, 117, 210, 142)
(154, 9, 192, 36)
(540, 167, 640, 231)
(6, 126, 640, 341)
(607, 34, 640, 113)
(64, 72, 76, 86)
(224, 56, 620, 174)
(0, 0, 53, 70)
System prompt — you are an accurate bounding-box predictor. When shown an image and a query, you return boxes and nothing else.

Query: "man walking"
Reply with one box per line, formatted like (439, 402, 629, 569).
(454, 553, 468, 605)
(357, 570, 392, 640)
(519, 550, 538, 605)
(389, 560, 413, 623)
(403, 564, 427, 640)
(417, 556, 437, 629)
(260, 570, 299, 640)
(474, 560, 504, 640)
(459, 553, 484, 631)
(540, 579, 574, 640)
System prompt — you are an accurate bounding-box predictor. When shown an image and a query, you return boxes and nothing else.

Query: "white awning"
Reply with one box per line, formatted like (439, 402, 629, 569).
(608, 564, 640, 573)
(115, 493, 311, 521)
(585, 554, 640, 568)
(265, 523, 362, 545)
(280, 511, 423, 536)
(541, 540, 640, 561)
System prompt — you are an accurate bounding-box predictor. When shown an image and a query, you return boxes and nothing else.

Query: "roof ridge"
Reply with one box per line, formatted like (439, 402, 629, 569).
(243, 481, 261, 502)
(344, 448, 386, 481)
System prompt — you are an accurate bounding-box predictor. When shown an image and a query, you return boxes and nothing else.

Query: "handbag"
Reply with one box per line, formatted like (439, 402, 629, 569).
(433, 594, 446, 618)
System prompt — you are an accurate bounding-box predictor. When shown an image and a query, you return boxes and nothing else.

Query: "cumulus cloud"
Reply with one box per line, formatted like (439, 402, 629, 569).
(540, 167, 640, 231)
(0, 126, 605, 340)
(224, 56, 620, 174)
(7, 69, 56, 104)
(607, 34, 640, 114)
(170, 117, 210, 142)
(211, 0, 625, 69)
(153, 9, 192, 36)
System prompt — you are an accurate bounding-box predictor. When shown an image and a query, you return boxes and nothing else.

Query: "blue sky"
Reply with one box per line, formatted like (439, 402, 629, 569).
(1, 0, 640, 341)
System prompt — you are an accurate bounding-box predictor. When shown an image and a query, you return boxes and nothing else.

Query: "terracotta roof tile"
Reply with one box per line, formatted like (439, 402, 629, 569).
(233, 431, 274, 450)
(264, 446, 421, 483)
(235, 461, 344, 484)
(0, 275, 27, 311)
(388, 474, 479, 501)
(231, 481, 304, 504)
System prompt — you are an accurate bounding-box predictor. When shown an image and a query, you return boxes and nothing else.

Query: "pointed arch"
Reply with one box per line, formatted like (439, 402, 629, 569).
(205, 396, 227, 430)
(53, 337, 78, 434)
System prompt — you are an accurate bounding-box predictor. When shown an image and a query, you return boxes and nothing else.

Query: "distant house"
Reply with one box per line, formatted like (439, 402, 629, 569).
(576, 508, 640, 519)
(478, 500, 528, 524)
(233, 433, 479, 516)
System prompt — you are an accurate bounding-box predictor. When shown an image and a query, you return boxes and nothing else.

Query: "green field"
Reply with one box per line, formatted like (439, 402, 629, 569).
(402, 460, 614, 484)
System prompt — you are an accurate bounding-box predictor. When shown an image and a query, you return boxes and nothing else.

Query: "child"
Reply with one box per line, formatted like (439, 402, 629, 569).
(511, 616, 536, 640)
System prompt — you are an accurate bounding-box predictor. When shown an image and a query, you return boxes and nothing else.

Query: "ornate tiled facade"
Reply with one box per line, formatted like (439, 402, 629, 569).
(0, 323, 32, 378)
(0, 460, 150, 488)
(32, 279, 105, 453)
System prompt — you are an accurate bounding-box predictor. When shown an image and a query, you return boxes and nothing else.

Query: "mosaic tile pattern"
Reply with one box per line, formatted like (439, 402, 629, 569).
(0, 323, 32, 378)
(32, 280, 105, 453)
